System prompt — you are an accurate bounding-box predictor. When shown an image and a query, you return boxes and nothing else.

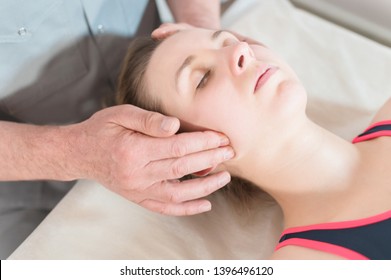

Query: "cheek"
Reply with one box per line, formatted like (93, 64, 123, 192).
(189, 82, 244, 130)
(190, 95, 259, 156)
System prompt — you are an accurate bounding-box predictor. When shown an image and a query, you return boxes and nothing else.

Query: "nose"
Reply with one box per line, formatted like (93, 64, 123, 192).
(228, 42, 254, 76)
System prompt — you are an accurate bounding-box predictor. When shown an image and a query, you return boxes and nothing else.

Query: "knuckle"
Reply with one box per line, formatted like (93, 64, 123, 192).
(140, 198, 165, 214)
(201, 177, 218, 195)
(113, 151, 134, 173)
(170, 140, 187, 157)
(159, 181, 177, 203)
(213, 148, 231, 165)
(168, 192, 179, 203)
(205, 178, 217, 194)
(201, 131, 219, 148)
(142, 112, 160, 132)
(170, 160, 188, 178)
(196, 181, 211, 197)
(157, 204, 168, 215)
(186, 131, 220, 152)
(211, 153, 224, 166)
(199, 152, 219, 169)
(184, 207, 194, 216)
(166, 187, 182, 204)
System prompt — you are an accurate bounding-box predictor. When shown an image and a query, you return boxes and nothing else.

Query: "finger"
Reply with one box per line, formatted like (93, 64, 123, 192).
(110, 104, 180, 137)
(147, 146, 234, 181)
(140, 198, 213, 216)
(145, 130, 230, 160)
(151, 171, 231, 204)
(151, 27, 177, 40)
(151, 23, 193, 40)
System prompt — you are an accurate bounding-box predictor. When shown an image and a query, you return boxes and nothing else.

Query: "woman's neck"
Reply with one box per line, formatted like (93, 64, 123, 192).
(230, 117, 360, 228)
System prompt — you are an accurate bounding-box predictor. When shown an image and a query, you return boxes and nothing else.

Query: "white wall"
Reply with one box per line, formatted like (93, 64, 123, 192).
(291, 0, 391, 46)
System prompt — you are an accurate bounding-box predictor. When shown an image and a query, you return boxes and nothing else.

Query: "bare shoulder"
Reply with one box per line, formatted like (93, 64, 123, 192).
(270, 246, 345, 260)
(371, 97, 391, 123)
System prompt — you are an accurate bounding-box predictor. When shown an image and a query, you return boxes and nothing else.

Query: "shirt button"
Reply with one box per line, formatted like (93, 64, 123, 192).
(18, 27, 27, 36)
(97, 24, 105, 34)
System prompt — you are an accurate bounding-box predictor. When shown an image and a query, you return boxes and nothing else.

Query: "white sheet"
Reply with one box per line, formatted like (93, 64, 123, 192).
(9, 0, 391, 259)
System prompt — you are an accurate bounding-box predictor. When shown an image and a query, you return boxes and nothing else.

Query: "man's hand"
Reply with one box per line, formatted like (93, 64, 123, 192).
(165, 0, 220, 30)
(151, 22, 194, 40)
(67, 105, 233, 216)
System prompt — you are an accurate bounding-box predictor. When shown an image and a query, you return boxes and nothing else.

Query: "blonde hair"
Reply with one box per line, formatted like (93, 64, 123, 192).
(116, 37, 163, 113)
(116, 36, 275, 212)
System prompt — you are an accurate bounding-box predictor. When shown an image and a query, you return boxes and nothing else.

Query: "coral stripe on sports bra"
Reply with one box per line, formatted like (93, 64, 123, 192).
(352, 120, 391, 143)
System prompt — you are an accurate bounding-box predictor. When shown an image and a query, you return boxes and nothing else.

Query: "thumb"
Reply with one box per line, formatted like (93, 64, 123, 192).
(111, 105, 180, 137)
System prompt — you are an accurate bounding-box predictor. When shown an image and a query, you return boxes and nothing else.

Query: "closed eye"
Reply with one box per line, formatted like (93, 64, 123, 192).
(196, 70, 211, 90)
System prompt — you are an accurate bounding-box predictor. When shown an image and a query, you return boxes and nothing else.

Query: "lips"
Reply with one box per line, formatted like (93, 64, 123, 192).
(254, 66, 277, 93)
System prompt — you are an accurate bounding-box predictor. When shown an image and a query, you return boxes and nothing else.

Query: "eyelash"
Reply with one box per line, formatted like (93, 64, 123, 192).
(196, 70, 211, 90)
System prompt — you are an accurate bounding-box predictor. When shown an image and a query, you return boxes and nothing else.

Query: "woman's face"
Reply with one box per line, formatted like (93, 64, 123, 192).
(145, 28, 307, 160)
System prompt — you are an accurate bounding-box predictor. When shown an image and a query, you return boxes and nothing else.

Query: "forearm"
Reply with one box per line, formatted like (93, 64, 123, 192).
(0, 121, 78, 181)
(166, 0, 221, 29)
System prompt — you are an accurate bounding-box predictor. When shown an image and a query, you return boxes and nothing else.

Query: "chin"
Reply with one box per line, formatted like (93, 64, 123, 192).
(275, 80, 307, 113)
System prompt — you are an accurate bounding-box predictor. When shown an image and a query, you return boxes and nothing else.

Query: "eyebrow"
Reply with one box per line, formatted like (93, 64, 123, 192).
(211, 29, 225, 40)
(175, 30, 226, 91)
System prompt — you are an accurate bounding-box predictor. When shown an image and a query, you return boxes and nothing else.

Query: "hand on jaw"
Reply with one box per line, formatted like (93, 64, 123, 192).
(65, 105, 234, 216)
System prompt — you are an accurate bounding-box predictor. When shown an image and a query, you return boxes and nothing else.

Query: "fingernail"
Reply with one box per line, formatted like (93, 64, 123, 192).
(161, 117, 177, 133)
(219, 172, 231, 186)
(220, 135, 230, 146)
(199, 203, 211, 213)
(224, 148, 235, 160)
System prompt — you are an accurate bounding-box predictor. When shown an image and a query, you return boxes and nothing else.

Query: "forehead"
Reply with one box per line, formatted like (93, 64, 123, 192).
(148, 29, 213, 75)
(156, 28, 213, 58)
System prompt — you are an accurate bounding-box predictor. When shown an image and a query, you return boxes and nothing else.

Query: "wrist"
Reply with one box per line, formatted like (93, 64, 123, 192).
(55, 123, 90, 181)
(37, 124, 81, 181)
(167, 0, 221, 30)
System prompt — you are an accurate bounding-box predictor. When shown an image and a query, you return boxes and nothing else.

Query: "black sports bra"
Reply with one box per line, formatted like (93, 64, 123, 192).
(276, 120, 391, 260)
